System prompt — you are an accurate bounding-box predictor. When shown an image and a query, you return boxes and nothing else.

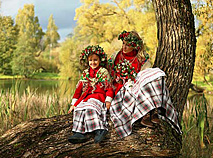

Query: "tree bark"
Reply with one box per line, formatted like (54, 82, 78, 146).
(0, 114, 181, 158)
(152, 0, 196, 119)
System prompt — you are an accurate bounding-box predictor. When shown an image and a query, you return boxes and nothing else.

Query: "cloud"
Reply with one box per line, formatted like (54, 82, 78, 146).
(0, 0, 82, 42)
(1, 0, 35, 17)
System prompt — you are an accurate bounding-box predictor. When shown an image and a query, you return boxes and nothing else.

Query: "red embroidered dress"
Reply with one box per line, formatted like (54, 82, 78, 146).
(108, 50, 181, 138)
(72, 66, 114, 106)
(71, 66, 114, 133)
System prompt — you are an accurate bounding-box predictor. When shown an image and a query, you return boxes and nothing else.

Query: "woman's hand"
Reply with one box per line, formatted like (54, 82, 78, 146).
(68, 105, 75, 114)
(106, 101, 111, 110)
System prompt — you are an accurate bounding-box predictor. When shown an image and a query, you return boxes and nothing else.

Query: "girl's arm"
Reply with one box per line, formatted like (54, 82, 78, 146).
(105, 82, 114, 110)
(68, 81, 83, 113)
(68, 105, 75, 113)
(71, 81, 83, 105)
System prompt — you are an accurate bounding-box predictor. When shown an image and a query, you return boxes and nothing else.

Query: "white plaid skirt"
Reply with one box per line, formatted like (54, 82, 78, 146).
(72, 98, 108, 134)
(110, 76, 181, 138)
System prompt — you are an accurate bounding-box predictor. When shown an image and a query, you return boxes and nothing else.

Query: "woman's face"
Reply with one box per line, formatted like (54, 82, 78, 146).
(88, 54, 100, 69)
(122, 40, 134, 53)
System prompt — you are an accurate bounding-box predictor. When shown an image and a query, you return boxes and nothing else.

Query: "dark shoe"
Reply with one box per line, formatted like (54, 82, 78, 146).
(94, 129, 108, 144)
(141, 113, 154, 128)
(151, 113, 161, 124)
(68, 132, 88, 144)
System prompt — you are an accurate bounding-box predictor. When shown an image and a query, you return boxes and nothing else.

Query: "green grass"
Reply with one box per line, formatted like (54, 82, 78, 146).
(192, 80, 213, 92)
(0, 73, 62, 80)
(32, 72, 61, 80)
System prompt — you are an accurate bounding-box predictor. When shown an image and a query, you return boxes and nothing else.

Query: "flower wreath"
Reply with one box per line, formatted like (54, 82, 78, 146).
(80, 45, 107, 66)
(118, 30, 142, 50)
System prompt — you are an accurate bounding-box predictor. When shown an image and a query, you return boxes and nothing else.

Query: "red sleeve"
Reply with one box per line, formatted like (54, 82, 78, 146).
(105, 82, 114, 99)
(73, 81, 83, 99)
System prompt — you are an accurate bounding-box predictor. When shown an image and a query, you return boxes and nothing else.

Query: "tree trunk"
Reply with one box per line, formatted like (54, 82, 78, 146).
(152, 0, 196, 119)
(0, 114, 181, 158)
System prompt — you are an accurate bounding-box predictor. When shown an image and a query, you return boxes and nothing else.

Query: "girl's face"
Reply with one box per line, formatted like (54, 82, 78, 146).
(122, 40, 134, 53)
(88, 54, 100, 69)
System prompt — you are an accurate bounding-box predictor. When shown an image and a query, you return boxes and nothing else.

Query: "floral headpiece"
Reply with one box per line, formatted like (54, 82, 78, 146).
(118, 30, 142, 50)
(80, 45, 107, 66)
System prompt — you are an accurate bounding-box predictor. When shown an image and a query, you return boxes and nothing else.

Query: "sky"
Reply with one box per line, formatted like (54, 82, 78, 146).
(0, 0, 83, 42)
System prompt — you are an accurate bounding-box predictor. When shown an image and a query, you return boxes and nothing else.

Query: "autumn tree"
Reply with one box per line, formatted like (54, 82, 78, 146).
(0, 16, 18, 74)
(11, 4, 44, 77)
(74, 0, 157, 58)
(192, 0, 213, 83)
(35, 14, 61, 73)
(44, 14, 60, 52)
(60, 0, 157, 79)
(59, 37, 83, 79)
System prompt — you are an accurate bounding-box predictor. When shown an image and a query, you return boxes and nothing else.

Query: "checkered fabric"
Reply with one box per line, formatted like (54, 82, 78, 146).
(110, 77, 181, 138)
(72, 98, 108, 133)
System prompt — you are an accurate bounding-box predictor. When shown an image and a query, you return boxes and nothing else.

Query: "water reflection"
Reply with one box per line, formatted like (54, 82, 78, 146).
(0, 79, 78, 97)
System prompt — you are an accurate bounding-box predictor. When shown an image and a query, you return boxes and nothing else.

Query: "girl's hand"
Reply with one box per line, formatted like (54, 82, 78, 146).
(68, 105, 75, 114)
(105, 101, 111, 110)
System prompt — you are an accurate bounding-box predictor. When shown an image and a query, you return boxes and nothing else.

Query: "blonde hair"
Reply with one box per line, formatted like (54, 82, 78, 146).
(129, 31, 148, 62)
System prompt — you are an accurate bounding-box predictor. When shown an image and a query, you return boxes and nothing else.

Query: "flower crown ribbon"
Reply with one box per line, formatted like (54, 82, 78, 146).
(118, 30, 142, 50)
(80, 45, 107, 66)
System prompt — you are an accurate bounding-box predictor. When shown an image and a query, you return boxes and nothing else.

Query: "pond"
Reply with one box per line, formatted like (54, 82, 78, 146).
(0, 79, 78, 96)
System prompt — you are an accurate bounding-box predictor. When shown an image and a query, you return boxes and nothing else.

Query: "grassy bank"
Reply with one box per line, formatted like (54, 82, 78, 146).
(0, 72, 62, 80)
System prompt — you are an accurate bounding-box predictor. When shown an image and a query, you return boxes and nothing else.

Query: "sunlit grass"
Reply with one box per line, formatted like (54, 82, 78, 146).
(180, 93, 213, 158)
(0, 83, 73, 135)
(0, 74, 21, 79)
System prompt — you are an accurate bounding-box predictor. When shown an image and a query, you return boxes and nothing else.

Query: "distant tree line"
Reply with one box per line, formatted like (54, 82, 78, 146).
(0, 0, 212, 82)
(0, 4, 60, 77)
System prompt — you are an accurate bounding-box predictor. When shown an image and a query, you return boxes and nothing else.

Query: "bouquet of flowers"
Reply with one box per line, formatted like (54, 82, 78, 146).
(114, 59, 137, 83)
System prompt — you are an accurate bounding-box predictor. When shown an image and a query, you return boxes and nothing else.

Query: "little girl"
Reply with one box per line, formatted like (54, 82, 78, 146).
(68, 45, 114, 144)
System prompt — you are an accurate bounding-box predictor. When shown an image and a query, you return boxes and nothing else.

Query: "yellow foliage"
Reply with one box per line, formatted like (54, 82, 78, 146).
(59, 38, 83, 79)
(61, 0, 158, 79)
(192, 0, 213, 81)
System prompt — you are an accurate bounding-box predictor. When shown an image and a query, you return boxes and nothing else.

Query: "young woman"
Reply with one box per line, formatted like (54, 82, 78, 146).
(68, 45, 114, 144)
(108, 30, 181, 138)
